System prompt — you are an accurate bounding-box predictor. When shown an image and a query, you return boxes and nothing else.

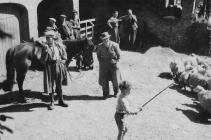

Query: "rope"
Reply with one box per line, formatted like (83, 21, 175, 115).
(141, 82, 175, 108)
(67, 70, 86, 81)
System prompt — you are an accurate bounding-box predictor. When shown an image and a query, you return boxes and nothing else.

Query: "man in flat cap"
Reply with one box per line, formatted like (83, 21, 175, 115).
(41, 30, 68, 110)
(45, 18, 58, 32)
(45, 17, 61, 41)
(58, 14, 75, 40)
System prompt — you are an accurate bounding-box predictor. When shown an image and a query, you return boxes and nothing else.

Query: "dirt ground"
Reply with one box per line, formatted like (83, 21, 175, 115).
(0, 46, 211, 140)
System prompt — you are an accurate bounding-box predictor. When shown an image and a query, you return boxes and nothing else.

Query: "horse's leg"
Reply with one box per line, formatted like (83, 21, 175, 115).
(16, 66, 28, 103)
(65, 56, 73, 68)
(76, 55, 83, 71)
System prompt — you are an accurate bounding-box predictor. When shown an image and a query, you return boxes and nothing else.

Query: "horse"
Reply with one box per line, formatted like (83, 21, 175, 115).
(62, 38, 95, 70)
(0, 38, 94, 102)
(1, 41, 44, 102)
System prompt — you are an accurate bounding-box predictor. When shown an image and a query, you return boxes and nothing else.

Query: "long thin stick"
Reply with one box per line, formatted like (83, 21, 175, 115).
(141, 82, 175, 108)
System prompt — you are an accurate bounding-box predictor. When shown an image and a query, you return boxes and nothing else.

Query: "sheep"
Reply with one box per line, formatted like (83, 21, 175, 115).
(169, 55, 211, 91)
(188, 72, 208, 90)
(169, 60, 185, 79)
(193, 86, 211, 115)
(178, 71, 191, 90)
(183, 54, 198, 71)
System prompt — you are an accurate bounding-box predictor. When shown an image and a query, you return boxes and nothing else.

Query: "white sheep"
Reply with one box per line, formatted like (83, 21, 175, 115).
(188, 72, 208, 90)
(193, 86, 211, 115)
(183, 54, 198, 71)
(169, 60, 185, 78)
(178, 71, 191, 90)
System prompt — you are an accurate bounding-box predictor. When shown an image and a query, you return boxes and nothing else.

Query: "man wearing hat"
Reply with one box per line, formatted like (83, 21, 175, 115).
(58, 14, 75, 40)
(96, 32, 122, 99)
(69, 10, 81, 40)
(107, 10, 121, 44)
(45, 17, 61, 41)
(41, 30, 68, 110)
(45, 18, 58, 32)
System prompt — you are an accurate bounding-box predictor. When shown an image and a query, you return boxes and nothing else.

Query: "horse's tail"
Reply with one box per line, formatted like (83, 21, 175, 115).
(1, 48, 15, 91)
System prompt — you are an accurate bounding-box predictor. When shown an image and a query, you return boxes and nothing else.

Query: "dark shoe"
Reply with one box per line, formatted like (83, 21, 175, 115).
(58, 100, 68, 107)
(18, 95, 27, 103)
(114, 91, 118, 97)
(48, 103, 54, 110)
(103, 94, 109, 99)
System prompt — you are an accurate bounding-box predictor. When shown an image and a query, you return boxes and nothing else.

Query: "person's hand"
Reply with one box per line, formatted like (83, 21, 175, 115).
(43, 44, 49, 50)
(139, 107, 142, 112)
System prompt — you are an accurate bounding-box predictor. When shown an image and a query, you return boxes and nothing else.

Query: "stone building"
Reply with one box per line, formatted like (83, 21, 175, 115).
(0, 0, 79, 73)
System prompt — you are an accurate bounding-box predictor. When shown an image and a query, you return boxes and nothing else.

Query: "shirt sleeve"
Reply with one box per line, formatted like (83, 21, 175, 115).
(122, 98, 139, 114)
(133, 15, 138, 22)
(114, 43, 121, 60)
(107, 18, 113, 28)
(96, 45, 102, 62)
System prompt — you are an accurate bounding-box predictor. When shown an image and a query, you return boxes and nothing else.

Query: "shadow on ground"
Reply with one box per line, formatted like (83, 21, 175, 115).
(158, 72, 173, 80)
(176, 102, 211, 125)
(0, 103, 48, 113)
(169, 84, 197, 99)
(63, 95, 114, 100)
(0, 90, 109, 113)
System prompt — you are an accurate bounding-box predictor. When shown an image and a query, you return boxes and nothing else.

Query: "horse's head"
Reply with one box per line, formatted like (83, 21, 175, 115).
(82, 38, 95, 67)
(33, 41, 45, 60)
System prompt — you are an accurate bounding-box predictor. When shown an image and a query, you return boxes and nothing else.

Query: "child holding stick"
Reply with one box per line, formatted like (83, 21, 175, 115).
(115, 80, 142, 140)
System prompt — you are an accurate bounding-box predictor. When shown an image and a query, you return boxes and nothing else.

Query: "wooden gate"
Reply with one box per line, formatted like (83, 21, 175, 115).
(80, 18, 95, 39)
(0, 5, 21, 75)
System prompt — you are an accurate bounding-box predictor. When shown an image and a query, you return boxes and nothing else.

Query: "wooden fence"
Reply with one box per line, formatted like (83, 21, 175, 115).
(80, 18, 95, 39)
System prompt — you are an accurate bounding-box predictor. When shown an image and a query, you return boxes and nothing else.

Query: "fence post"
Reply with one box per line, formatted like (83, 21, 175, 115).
(85, 22, 87, 38)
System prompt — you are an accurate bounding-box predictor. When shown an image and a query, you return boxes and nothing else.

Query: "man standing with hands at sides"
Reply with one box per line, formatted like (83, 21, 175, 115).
(125, 9, 138, 49)
(41, 30, 68, 110)
(107, 11, 121, 44)
(96, 32, 122, 99)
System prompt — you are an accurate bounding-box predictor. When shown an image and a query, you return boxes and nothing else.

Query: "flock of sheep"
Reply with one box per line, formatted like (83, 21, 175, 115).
(169, 54, 211, 115)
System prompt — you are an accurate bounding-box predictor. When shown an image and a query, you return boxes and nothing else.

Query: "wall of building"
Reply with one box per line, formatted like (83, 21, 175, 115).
(0, 0, 42, 39)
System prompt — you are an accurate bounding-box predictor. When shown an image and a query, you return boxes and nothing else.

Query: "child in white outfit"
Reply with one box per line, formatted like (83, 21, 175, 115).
(115, 80, 142, 140)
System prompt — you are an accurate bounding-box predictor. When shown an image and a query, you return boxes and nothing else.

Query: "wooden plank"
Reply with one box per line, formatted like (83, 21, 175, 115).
(80, 26, 93, 31)
(80, 18, 95, 24)
(81, 31, 92, 36)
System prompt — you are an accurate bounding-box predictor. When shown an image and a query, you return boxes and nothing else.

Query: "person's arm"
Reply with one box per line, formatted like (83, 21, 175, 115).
(122, 99, 139, 115)
(107, 18, 113, 29)
(40, 44, 51, 64)
(70, 19, 80, 30)
(114, 44, 121, 60)
(132, 15, 138, 23)
(61, 44, 67, 61)
(96, 46, 102, 62)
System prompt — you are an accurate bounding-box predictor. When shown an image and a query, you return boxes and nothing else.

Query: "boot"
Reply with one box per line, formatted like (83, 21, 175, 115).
(113, 87, 119, 97)
(58, 93, 68, 107)
(48, 93, 54, 110)
(102, 87, 109, 99)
